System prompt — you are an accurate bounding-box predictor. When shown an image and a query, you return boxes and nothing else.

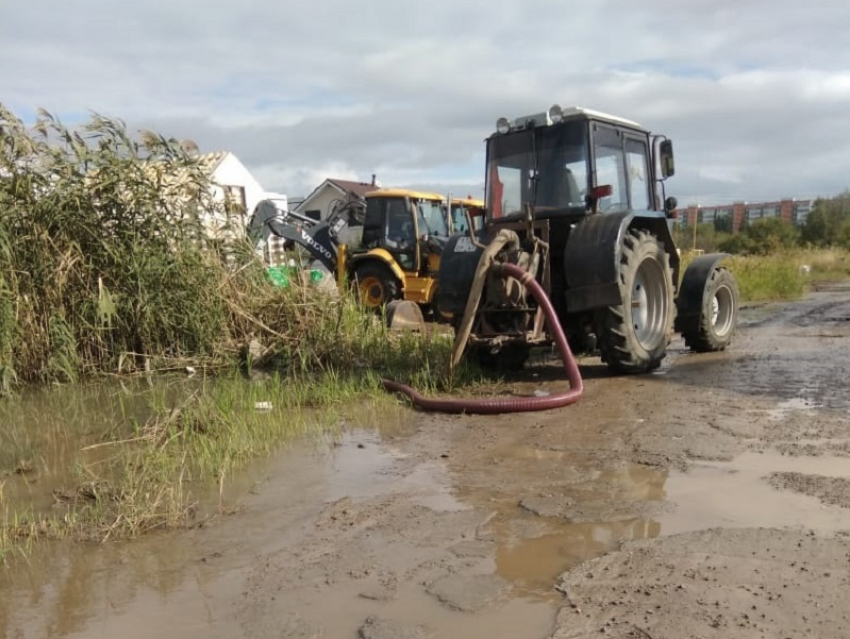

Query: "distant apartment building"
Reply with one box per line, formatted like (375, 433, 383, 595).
(676, 199, 814, 233)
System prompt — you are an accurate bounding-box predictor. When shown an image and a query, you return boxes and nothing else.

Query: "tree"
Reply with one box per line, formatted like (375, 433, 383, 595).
(745, 217, 799, 254)
(718, 233, 752, 255)
(801, 191, 850, 247)
(714, 214, 733, 234)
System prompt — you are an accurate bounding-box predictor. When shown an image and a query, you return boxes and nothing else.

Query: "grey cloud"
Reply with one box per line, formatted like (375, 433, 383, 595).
(2, 0, 850, 202)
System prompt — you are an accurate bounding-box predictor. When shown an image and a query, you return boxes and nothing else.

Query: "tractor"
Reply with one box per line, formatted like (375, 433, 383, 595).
(250, 188, 453, 315)
(437, 105, 739, 373)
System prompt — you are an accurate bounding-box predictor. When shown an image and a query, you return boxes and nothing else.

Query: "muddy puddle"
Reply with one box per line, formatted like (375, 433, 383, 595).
(662, 451, 850, 534)
(0, 377, 199, 518)
(4, 290, 850, 638)
(4, 412, 850, 638)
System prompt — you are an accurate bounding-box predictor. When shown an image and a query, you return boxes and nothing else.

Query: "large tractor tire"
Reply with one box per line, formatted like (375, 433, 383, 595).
(681, 267, 739, 352)
(597, 228, 674, 374)
(354, 263, 402, 310)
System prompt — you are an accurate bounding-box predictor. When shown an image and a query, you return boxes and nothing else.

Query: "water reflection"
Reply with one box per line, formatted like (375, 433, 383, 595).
(0, 377, 201, 519)
(484, 462, 668, 599)
(496, 518, 662, 597)
(0, 535, 191, 638)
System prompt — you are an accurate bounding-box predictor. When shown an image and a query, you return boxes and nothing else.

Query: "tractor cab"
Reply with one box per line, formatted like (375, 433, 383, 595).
(485, 105, 675, 227)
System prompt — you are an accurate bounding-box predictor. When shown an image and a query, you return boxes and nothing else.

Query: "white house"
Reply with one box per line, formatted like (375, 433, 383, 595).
(294, 177, 381, 221)
(195, 151, 268, 238)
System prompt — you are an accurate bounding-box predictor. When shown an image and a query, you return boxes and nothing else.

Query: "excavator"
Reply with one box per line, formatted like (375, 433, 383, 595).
(248, 188, 454, 316)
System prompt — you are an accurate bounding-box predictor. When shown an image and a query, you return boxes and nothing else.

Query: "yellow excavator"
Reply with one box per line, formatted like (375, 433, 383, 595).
(251, 188, 457, 316)
(344, 189, 450, 313)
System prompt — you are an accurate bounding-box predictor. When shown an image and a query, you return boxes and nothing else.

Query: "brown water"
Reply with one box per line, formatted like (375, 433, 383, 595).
(0, 377, 202, 520)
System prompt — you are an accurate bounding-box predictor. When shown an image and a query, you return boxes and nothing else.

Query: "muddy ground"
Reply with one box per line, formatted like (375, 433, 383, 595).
(4, 286, 850, 639)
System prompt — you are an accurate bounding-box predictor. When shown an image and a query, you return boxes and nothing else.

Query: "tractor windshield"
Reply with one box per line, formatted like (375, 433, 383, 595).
(417, 199, 449, 237)
(485, 120, 589, 220)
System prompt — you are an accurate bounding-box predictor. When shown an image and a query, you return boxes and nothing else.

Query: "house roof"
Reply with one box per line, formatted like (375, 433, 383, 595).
(195, 151, 230, 175)
(327, 179, 381, 198)
(296, 178, 384, 212)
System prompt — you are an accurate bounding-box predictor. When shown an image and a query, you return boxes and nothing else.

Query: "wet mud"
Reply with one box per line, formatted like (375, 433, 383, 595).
(3, 289, 850, 638)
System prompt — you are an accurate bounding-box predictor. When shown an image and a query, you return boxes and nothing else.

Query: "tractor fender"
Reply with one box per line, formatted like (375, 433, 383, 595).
(347, 249, 407, 284)
(674, 253, 730, 334)
(563, 212, 679, 314)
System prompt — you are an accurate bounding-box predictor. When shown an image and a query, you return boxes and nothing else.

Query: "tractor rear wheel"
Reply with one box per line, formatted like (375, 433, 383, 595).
(682, 267, 739, 352)
(354, 263, 401, 310)
(597, 228, 674, 374)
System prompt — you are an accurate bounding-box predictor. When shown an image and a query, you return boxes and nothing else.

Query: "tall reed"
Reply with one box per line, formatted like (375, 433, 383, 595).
(1, 104, 255, 386)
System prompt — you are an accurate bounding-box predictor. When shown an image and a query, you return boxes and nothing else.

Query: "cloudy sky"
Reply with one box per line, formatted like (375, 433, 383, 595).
(3, 0, 850, 205)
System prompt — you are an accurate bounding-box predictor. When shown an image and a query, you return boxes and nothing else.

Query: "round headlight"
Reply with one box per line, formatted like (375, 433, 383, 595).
(496, 117, 510, 135)
(548, 104, 563, 124)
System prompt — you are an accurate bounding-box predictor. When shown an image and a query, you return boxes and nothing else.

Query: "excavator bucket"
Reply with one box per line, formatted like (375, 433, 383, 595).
(385, 300, 425, 331)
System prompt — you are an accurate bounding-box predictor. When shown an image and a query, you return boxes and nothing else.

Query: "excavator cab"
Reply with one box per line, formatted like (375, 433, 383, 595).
(448, 197, 485, 235)
(350, 189, 449, 311)
(252, 188, 454, 319)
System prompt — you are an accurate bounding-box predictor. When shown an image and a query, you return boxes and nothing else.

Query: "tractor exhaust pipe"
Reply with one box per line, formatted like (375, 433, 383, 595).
(381, 261, 584, 414)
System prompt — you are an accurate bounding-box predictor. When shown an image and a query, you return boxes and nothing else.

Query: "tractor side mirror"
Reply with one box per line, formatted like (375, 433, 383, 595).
(659, 140, 675, 178)
(664, 196, 678, 218)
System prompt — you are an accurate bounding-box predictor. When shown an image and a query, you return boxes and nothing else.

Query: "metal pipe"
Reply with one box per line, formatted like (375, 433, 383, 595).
(381, 262, 584, 414)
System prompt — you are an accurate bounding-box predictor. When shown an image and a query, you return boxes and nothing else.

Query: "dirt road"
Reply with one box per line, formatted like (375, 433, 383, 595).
(4, 287, 850, 639)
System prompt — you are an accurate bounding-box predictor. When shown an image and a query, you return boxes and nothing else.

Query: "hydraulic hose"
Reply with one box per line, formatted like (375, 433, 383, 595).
(381, 262, 584, 414)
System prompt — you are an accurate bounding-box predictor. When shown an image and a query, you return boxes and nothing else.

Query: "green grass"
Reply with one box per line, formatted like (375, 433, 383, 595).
(724, 254, 806, 302)
(680, 248, 850, 303)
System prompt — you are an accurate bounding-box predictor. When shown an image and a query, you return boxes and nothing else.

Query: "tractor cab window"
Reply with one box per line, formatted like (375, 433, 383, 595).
(363, 197, 415, 252)
(485, 120, 589, 221)
(625, 138, 650, 211)
(417, 199, 449, 237)
(592, 126, 654, 212)
(593, 127, 629, 212)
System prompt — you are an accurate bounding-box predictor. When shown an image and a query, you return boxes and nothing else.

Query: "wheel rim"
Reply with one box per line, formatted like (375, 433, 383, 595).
(358, 276, 385, 307)
(631, 258, 668, 350)
(711, 284, 735, 337)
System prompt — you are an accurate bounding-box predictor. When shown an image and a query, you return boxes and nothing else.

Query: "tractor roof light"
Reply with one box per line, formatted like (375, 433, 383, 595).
(548, 104, 563, 124)
(496, 117, 510, 134)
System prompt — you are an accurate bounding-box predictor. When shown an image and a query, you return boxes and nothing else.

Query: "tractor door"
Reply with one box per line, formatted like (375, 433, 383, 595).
(590, 124, 654, 213)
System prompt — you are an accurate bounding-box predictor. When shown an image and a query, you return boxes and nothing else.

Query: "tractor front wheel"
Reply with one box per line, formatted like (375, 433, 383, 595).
(354, 263, 402, 310)
(597, 228, 674, 374)
(682, 267, 739, 352)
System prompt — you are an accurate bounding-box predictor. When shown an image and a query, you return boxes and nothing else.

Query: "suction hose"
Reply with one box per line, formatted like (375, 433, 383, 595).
(381, 261, 584, 414)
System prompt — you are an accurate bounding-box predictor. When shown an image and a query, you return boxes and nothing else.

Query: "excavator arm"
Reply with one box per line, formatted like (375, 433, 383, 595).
(264, 218, 339, 273)
(247, 195, 367, 274)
